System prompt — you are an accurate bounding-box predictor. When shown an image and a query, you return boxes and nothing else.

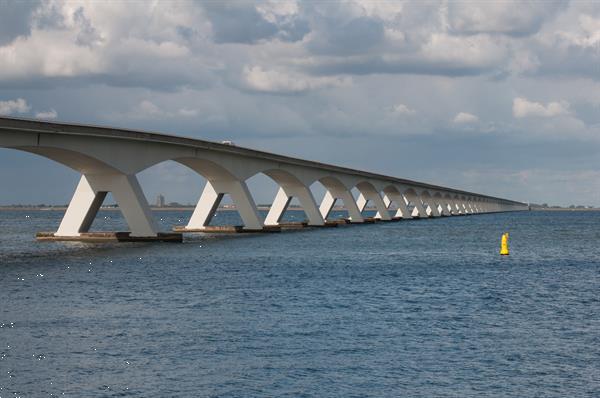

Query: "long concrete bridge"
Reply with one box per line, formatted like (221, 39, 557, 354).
(0, 117, 528, 242)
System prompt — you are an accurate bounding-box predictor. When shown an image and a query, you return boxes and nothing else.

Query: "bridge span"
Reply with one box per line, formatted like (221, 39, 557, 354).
(0, 117, 528, 242)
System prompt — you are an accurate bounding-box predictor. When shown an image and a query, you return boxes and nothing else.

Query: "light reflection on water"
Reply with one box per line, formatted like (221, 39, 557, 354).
(0, 210, 599, 397)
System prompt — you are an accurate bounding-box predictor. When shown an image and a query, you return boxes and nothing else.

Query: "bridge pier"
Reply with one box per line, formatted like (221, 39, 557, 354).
(404, 191, 428, 218)
(185, 179, 263, 231)
(43, 173, 181, 242)
(57, 173, 158, 236)
(426, 202, 441, 217)
(319, 189, 364, 223)
(383, 191, 412, 220)
(383, 193, 412, 219)
(356, 185, 391, 220)
(265, 185, 324, 226)
(437, 203, 450, 216)
(452, 198, 462, 214)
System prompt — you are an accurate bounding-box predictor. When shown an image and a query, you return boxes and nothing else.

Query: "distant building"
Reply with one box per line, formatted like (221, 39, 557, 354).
(155, 194, 165, 207)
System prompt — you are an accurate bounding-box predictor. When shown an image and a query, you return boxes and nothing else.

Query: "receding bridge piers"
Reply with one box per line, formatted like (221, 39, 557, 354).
(0, 117, 528, 242)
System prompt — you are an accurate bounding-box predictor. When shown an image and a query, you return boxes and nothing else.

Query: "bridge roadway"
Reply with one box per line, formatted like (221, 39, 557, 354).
(0, 117, 528, 242)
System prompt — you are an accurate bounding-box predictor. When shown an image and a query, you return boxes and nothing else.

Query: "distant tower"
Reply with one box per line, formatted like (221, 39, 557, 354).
(155, 194, 165, 208)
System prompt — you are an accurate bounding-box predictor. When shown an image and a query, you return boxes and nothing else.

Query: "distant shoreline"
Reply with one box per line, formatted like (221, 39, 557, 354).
(530, 208, 600, 212)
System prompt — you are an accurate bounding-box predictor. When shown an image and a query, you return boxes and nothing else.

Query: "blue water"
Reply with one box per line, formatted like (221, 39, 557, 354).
(0, 210, 598, 397)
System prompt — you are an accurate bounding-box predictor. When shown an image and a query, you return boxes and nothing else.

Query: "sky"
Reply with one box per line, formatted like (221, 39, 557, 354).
(0, 0, 599, 207)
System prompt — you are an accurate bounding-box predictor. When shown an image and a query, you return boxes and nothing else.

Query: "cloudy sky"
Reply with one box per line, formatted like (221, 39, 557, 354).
(0, 0, 599, 206)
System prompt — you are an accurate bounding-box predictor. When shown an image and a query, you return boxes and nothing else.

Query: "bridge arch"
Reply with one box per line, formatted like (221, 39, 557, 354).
(402, 187, 428, 218)
(353, 180, 390, 220)
(246, 168, 324, 226)
(382, 184, 411, 219)
(433, 192, 450, 216)
(171, 157, 263, 231)
(317, 175, 364, 222)
(419, 190, 441, 217)
(6, 145, 118, 174)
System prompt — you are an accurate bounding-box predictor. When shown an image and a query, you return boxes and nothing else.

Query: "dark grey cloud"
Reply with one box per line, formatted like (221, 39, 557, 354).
(533, 45, 600, 81)
(0, 0, 39, 45)
(305, 55, 498, 77)
(307, 16, 384, 55)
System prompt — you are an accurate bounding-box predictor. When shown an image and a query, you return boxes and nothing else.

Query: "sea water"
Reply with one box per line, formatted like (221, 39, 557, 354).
(0, 210, 598, 397)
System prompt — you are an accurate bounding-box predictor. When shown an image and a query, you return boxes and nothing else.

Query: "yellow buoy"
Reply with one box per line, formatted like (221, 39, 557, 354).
(500, 232, 509, 255)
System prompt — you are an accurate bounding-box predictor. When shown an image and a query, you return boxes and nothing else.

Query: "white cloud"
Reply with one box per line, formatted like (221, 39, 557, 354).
(513, 97, 570, 118)
(126, 100, 198, 119)
(453, 112, 479, 124)
(0, 98, 30, 115)
(421, 34, 508, 70)
(389, 103, 415, 115)
(178, 108, 198, 117)
(555, 14, 600, 49)
(35, 109, 58, 119)
(256, 0, 300, 23)
(448, 1, 563, 36)
(243, 65, 350, 93)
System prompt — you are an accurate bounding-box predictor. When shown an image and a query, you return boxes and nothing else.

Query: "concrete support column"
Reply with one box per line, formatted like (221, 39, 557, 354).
(319, 188, 364, 222)
(447, 201, 456, 215)
(451, 199, 463, 215)
(56, 173, 157, 237)
(467, 201, 476, 214)
(187, 179, 262, 230)
(437, 201, 451, 216)
(383, 193, 412, 219)
(265, 185, 324, 226)
(405, 192, 427, 218)
(460, 201, 470, 214)
(425, 200, 441, 217)
(463, 201, 471, 214)
(356, 192, 392, 220)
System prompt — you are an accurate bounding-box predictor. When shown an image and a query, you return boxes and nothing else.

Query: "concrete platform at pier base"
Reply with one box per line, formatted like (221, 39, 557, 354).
(36, 231, 183, 243)
(345, 217, 377, 224)
(325, 219, 351, 225)
(277, 222, 308, 230)
(375, 218, 400, 222)
(312, 221, 340, 228)
(363, 217, 378, 223)
(173, 225, 281, 233)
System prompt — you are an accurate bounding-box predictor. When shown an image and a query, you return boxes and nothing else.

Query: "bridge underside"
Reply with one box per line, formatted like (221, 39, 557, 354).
(0, 117, 529, 242)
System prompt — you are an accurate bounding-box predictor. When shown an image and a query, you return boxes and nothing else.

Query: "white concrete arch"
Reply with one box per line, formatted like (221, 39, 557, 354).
(382, 185, 411, 219)
(402, 187, 428, 218)
(420, 190, 441, 217)
(174, 157, 262, 230)
(11, 145, 118, 174)
(442, 192, 457, 215)
(433, 192, 450, 216)
(467, 196, 477, 213)
(455, 194, 468, 214)
(7, 143, 162, 237)
(354, 180, 391, 220)
(256, 168, 324, 226)
(318, 175, 364, 222)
